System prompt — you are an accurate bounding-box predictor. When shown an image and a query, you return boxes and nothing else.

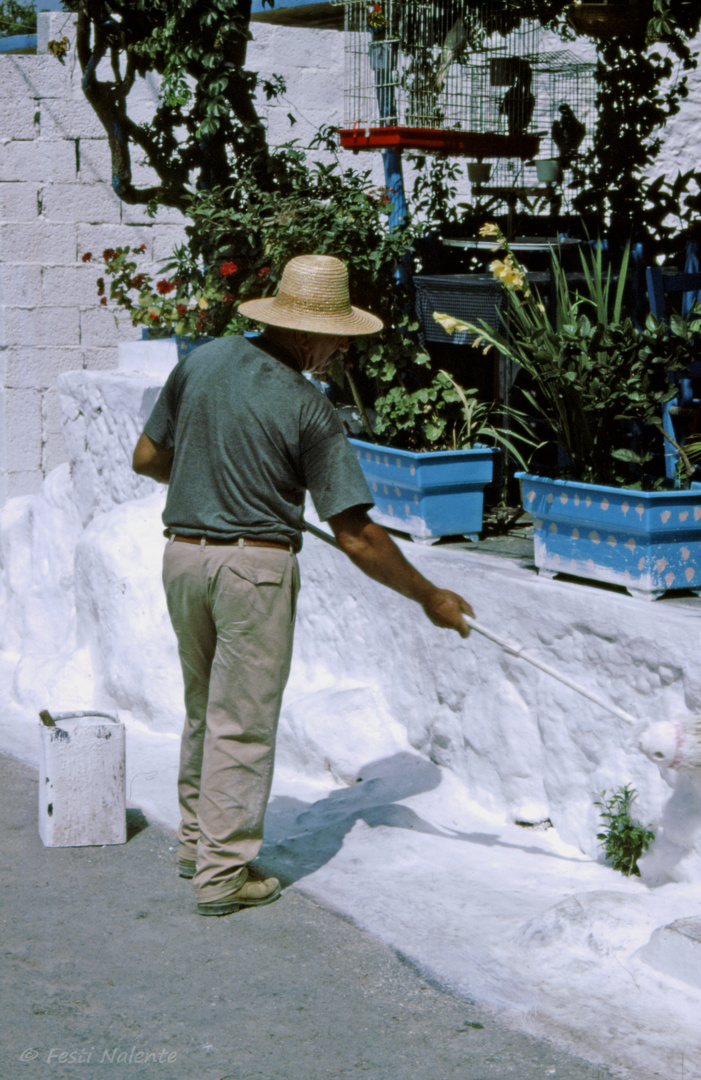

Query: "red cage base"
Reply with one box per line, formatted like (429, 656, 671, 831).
(339, 126, 541, 159)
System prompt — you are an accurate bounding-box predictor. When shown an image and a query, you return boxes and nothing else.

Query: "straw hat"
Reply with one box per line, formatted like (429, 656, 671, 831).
(238, 254, 383, 336)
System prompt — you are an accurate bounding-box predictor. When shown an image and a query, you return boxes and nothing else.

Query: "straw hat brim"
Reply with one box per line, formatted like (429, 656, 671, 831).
(238, 296, 383, 336)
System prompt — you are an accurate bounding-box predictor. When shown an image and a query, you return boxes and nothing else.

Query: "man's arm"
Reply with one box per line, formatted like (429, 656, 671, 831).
(132, 432, 174, 484)
(327, 505, 473, 637)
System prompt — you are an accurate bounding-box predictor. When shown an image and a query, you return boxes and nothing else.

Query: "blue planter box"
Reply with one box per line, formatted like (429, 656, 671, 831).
(516, 472, 701, 600)
(350, 439, 497, 542)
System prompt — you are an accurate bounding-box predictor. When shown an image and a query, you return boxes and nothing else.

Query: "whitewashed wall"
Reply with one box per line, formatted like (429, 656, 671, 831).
(0, 13, 700, 503)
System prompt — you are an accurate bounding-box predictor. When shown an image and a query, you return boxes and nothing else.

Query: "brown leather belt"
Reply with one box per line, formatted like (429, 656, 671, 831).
(170, 534, 290, 550)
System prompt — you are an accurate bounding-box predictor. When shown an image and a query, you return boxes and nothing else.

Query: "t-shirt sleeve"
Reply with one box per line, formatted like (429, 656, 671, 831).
(143, 368, 179, 450)
(300, 398, 374, 522)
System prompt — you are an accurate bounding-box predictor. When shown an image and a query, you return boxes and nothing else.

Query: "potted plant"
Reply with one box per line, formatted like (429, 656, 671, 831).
(434, 223, 701, 598)
(344, 370, 535, 543)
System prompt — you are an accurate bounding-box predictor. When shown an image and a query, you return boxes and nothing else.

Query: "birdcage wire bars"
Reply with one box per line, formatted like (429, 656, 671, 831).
(340, 0, 596, 202)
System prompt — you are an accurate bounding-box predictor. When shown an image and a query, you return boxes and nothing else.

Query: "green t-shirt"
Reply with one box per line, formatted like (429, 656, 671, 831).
(144, 335, 373, 551)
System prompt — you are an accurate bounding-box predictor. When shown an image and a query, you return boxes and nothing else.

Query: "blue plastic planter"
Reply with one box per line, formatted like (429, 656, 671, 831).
(350, 439, 497, 542)
(516, 472, 701, 600)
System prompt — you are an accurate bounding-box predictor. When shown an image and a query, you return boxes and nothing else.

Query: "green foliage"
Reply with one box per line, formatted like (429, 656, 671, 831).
(0, 0, 36, 36)
(62, 0, 277, 209)
(596, 784, 655, 877)
(435, 224, 701, 487)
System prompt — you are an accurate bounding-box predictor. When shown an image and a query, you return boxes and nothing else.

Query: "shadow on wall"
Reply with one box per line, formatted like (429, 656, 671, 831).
(261, 751, 590, 886)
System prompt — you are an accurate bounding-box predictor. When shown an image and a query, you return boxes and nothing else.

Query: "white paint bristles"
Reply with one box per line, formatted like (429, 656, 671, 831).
(639, 717, 701, 770)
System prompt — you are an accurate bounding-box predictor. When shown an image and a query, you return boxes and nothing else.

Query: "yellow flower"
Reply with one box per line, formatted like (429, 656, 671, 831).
(433, 311, 468, 335)
(197, 296, 209, 310)
(479, 223, 499, 237)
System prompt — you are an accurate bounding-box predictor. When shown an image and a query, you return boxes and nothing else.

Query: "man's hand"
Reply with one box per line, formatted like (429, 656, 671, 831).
(328, 506, 474, 637)
(422, 588, 474, 638)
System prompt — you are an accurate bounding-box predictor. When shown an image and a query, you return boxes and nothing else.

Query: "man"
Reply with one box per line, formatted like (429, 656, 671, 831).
(133, 253, 473, 917)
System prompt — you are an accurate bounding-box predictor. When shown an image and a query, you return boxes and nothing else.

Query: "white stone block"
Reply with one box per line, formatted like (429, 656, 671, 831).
(76, 138, 112, 182)
(118, 339, 179, 378)
(38, 712, 126, 847)
(37, 11, 77, 54)
(83, 345, 120, 372)
(76, 223, 151, 260)
(37, 97, 105, 140)
(0, 263, 41, 306)
(0, 221, 77, 264)
(79, 305, 135, 348)
(42, 264, 103, 307)
(7, 469, 43, 498)
(0, 97, 40, 140)
(638, 917, 701, 990)
(6, 346, 84, 390)
(4, 304, 80, 347)
(41, 181, 121, 225)
(0, 55, 73, 101)
(0, 138, 77, 184)
(0, 181, 40, 223)
(6, 388, 42, 470)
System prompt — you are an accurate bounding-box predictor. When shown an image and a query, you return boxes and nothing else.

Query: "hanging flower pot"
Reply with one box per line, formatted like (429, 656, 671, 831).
(467, 162, 492, 184)
(536, 158, 563, 184)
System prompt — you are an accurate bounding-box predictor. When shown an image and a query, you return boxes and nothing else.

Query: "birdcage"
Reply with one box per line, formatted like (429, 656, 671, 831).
(341, 1, 545, 158)
(340, 1, 596, 195)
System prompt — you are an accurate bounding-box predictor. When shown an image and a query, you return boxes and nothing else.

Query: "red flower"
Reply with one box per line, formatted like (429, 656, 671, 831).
(149, 313, 160, 321)
(130, 274, 147, 290)
(81, 252, 92, 262)
(257, 266, 271, 280)
(220, 261, 239, 277)
(176, 304, 188, 317)
(136, 243, 147, 253)
(222, 291, 236, 304)
(102, 248, 116, 262)
(96, 277, 105, 296)
(100, 296, 107, 306)
(156, 280, 175, 295)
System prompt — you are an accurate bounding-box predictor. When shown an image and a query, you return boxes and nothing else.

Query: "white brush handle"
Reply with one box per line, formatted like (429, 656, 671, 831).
(303, 520, 639, 727)
(463, 616, 638, 725)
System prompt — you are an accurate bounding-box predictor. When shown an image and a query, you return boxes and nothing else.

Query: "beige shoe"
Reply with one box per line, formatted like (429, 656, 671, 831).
(196, 867, 281, 916)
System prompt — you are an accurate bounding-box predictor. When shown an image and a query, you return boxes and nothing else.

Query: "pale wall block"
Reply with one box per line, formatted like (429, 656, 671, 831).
(42, 389, 67, 473)
(79, 306, 137, 349)
(0, 139, 77, 184)
(37, 97, 105, 141)
(120, 201, 186, 228)
(6, 469, 42, 498)
(5, 387, 42, 471)
(151, 226, 189, 263)
(42, 265, 105, 308)
(0, 182, 40, 223)
(0, 97, 40, 141)
(83, 346, 120, 373)
(0, 264, 42, 308)
(3, 55, 74, 101)
(37, 11, 77, 54)
(0, 222, 77, 266)
(6, 347, 84, 390)
(4, 305, 80, 348)
(41, 182, 121, 225)
(76, 223, 152, 259)
(76, 138, 112, 183)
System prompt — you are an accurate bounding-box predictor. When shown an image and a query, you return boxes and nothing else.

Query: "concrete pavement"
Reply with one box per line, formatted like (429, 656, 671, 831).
(1, 753, 618, 1080)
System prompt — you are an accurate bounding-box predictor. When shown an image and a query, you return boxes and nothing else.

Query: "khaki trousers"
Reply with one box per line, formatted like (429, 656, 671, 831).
(162, 538, 299, 902)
